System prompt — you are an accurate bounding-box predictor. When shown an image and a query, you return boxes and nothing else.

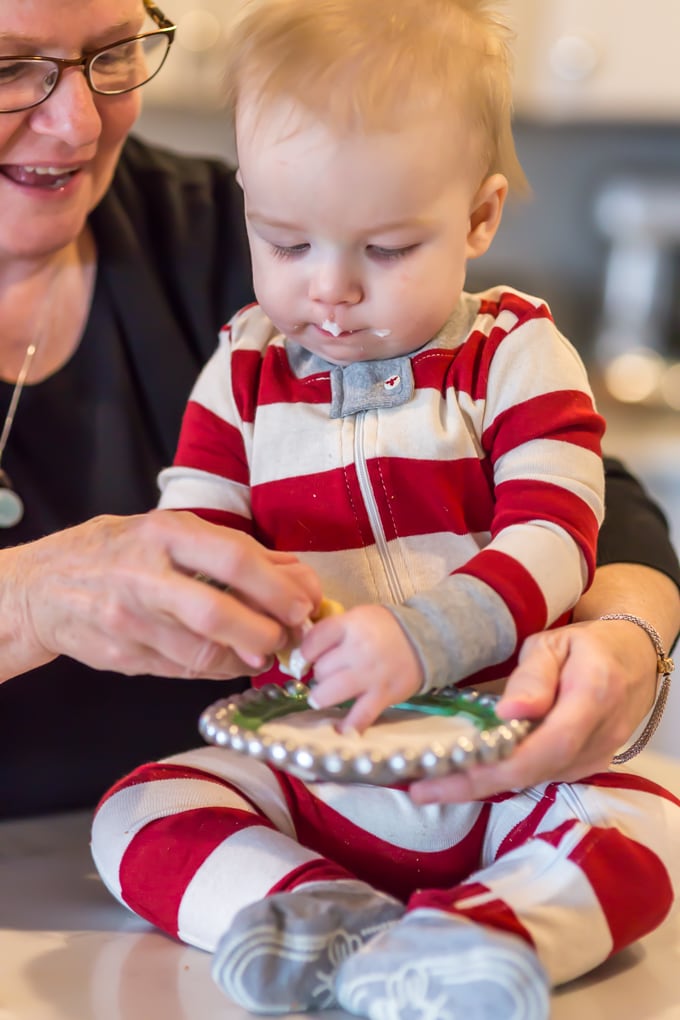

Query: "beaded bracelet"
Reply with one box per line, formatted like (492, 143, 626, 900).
(599, 613, 675, 765)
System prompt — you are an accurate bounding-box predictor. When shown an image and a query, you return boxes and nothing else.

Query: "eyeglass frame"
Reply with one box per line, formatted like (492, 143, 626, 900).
(0, 0, 177, 114)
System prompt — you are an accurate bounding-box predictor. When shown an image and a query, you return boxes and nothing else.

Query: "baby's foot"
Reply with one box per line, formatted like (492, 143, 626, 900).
(335, 909, 550, 1020)
(212, 879, 404, 1014)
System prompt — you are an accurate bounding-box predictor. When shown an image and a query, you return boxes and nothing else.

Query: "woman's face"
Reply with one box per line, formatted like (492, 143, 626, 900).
(0, 0, 146, 264)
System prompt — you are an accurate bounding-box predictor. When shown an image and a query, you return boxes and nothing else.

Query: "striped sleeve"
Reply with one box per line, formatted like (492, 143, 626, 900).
(390, 294, 606, 690)
(157, 306, 276, 534)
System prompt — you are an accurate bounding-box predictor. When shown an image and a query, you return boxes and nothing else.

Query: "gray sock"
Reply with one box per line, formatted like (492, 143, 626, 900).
(335, 909, 550, 1020)
(212, 879, 404, 1014)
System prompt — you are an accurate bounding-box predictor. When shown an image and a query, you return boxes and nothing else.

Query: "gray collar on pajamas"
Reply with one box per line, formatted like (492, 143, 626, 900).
(286, 346, 415, 418)
(284, 296, 479, 418)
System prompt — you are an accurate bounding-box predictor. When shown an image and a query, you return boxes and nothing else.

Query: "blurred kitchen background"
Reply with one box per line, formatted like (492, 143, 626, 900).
(137, 0, 680, 757)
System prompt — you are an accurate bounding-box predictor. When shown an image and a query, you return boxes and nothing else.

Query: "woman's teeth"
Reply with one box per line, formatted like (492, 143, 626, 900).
(1, 164, 78, 188)
(22, 166, 70, 174)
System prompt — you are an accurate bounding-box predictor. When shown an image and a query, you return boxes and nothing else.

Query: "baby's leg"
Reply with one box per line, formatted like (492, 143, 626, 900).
(91, 746, 402, 1012)
(91, 745, 332, 951)
(427, 770, 680, 986)
(337, 770, 680, 1020)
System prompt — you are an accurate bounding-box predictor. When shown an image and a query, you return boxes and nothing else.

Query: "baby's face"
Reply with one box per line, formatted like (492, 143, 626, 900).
(236, 96, 495, 365)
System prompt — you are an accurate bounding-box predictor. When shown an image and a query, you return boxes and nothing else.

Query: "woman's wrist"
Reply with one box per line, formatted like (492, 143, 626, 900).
(0, 544, 56, 683)
(598, 613, 674, 680)
(594, 612, 674, 764)
(572, 563, 679, 763)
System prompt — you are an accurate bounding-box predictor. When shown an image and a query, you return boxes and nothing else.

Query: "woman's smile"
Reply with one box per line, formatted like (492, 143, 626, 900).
(0, 163, 82, 189)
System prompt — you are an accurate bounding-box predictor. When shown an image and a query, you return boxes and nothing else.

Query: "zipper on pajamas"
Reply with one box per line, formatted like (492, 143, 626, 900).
(353, 411, 405, 604)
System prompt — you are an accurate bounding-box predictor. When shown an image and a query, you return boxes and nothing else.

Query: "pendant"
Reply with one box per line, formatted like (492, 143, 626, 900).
(0, 469, 23, 527)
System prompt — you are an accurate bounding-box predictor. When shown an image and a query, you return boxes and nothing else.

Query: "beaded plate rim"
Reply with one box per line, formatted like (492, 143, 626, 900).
(198, 682, 531, 785)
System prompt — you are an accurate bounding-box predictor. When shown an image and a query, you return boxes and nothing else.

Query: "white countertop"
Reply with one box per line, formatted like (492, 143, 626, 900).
(2, 751, 680, 1020)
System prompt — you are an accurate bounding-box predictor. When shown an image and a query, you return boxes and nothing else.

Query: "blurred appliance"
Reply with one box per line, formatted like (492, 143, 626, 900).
(593, 177, 680, 409)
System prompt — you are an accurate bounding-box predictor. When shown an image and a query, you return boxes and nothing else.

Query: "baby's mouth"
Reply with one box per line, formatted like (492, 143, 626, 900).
(320, 319, 347, 338)
(317, 321, 391, 339)
(1, 165, 80, 189)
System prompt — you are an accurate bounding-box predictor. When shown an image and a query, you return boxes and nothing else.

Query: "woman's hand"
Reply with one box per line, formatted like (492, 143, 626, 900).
(0, 510, 322, 682)
(301, 604, 423, 733)
(410, 619, 656, 804)
(410, 564, 679, 805)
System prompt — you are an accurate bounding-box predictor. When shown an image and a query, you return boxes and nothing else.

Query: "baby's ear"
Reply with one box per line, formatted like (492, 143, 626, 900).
(466, 173, 508, 259)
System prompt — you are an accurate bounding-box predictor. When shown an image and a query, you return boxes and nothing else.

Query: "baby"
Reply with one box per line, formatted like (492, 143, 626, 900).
(91, 2, 680, 1018)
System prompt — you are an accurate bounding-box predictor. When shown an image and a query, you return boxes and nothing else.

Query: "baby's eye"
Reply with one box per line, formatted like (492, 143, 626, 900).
(367, 244, 419, 261)
(270, 242, 309, 259)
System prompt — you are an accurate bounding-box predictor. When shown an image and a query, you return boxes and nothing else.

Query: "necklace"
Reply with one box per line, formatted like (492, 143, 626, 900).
(0, 252, 87, 528)
(0, 340, 39, 527)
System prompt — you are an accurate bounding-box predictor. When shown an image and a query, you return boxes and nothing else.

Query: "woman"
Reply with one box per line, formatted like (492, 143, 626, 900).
(0, 0, 677, 817)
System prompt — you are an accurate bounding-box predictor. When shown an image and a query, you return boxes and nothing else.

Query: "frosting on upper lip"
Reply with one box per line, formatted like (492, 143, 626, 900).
(319, 321, 391, 339)
(321, 319, 344, 337)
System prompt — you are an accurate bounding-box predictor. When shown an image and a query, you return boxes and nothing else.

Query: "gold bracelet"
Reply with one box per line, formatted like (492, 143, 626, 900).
(599, 613, 675, 765)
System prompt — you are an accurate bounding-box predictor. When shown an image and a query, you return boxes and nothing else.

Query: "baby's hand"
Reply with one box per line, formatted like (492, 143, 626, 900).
(300, 605, 423, 733)
(276, 596, 344, 679)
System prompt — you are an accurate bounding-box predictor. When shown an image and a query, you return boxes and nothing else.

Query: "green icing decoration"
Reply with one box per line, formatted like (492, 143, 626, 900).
(231, 685, 501, 733)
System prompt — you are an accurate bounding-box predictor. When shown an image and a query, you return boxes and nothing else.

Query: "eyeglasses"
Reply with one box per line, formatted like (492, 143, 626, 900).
(0, 0, 176, 114)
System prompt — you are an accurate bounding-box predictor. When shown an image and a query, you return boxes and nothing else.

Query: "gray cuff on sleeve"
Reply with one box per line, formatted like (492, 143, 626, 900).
(385, 577, 517, 692)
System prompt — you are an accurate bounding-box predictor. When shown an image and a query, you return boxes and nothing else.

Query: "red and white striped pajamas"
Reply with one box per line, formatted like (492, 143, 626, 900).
(157, 287, 606, 691)
(91, 286, 679, 986)
(91, 746, 680, 985)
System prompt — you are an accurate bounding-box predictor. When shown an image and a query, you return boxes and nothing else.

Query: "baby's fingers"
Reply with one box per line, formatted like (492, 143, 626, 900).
(339, 688, 389, 735)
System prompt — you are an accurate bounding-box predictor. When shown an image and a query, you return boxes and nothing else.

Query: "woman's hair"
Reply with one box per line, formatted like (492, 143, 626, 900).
(224, 0, 528, 192)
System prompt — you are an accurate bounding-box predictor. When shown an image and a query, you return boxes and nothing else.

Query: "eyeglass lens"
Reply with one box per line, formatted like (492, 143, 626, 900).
(0, 33, 171, 112)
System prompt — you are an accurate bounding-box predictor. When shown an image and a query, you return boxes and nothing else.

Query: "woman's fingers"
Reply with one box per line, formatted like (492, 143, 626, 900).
(19, 511, 321, 678)
(494, 630, 566, 720)
(159, 511, 321, 627)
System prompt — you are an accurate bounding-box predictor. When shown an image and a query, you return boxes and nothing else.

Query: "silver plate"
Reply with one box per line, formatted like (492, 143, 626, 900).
(199, 682, 531, 785)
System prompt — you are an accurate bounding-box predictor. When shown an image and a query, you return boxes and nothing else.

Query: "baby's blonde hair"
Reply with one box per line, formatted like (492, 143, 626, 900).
(224, 0, 528, 192)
